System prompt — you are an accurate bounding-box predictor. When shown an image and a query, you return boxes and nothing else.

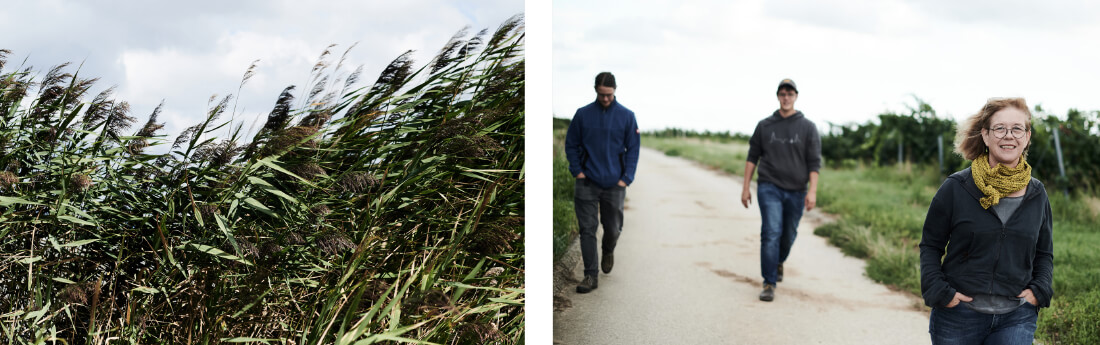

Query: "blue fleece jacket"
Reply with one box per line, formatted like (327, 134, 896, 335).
(565, 99, 640, 189)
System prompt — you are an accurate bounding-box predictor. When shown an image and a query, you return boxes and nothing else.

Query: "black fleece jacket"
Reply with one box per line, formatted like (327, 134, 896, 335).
(919, 167, 1054, 309)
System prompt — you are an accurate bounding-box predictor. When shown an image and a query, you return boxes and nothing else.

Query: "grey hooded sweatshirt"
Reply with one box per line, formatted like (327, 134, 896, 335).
(746, 110, 821, 192)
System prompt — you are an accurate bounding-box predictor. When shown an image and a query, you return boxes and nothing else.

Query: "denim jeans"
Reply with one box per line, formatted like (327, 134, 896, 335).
(574, 178, 625, 277)
(929, 303, 1038, 345)
(757, 182, 805, 285)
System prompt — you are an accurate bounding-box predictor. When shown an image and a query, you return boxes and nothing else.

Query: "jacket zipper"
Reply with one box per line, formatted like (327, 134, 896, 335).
(989, 221, 1004, 295)
(986, 191, 1027, 295)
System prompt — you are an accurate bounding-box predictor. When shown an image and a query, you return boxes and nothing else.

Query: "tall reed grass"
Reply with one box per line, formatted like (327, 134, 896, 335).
(1, 14, 524, 344)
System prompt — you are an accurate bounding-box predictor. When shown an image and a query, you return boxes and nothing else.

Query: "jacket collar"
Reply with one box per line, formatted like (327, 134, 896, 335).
(595, 99, 619, 112)
(763, 110, 802, 125)
(771, 110, 803, 120)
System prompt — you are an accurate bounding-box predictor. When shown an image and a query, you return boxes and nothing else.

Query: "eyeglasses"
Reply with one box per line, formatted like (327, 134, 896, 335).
(988, 125, 1028, 139)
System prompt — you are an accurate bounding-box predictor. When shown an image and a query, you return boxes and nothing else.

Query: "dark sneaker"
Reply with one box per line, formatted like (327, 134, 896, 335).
(759, 284, 776, 302)
(576, 275, 598, 293)
(777, 263, 784, 282)
(601, 252, 614, 274)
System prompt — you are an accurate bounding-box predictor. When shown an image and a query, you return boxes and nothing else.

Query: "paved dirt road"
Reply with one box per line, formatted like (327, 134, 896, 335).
(553, 147, 931, 344)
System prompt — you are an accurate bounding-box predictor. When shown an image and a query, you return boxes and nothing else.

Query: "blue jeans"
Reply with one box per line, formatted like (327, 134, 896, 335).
(574, 178, 625, 277)
(929, 303, 1038, 345)
(757, 182, 804, 285)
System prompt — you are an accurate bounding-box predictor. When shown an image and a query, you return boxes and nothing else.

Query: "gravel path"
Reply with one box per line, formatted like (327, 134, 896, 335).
(552, 147, 931, 344)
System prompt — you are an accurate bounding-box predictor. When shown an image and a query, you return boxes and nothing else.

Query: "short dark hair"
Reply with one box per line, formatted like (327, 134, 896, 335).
(595, 72, 616, 89)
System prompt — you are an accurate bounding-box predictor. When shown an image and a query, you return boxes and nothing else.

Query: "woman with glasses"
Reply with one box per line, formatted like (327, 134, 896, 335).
(918, 97, 1054, 345)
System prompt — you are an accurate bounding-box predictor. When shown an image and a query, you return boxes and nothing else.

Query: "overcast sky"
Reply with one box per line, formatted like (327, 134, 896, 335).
(553, 0, 1100, 135)
(1, 0, 523, 148)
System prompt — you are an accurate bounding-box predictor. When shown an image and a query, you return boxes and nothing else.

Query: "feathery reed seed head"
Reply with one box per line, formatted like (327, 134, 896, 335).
(311, 204, 331, 217)
(287, 231, 305, 245)
(318, 230, 355, 256)
(70, 174, 92, 192)
(261, 242, 284, 258)
(292, 163, 326, 180)
(338, 171, 379, 193)
(0, 171, 17, 189)
(58, 284, 88, 305)
(238, 239, 259, 258)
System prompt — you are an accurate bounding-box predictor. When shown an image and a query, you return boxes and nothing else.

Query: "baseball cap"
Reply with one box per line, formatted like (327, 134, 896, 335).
(777, 78, 798, 93)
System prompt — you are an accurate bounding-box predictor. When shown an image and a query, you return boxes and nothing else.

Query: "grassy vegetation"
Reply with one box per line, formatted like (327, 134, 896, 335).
(813, 164, 939, 296)
(642, 135, 750, 177)
(643, 135, 1100, 345)
(1, 15, 524, 344)
(552, 120, 577, 261)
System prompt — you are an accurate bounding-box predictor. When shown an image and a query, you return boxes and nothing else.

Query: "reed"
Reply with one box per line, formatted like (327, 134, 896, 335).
(0, 14, 524, 344)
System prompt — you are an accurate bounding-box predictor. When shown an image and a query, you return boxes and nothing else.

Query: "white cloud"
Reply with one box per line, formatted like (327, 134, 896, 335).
(554, 0, 1100, 135)
(3, 1, 523, 152)
(907, 0, 1100, 30)
(116, 31, 316, 140)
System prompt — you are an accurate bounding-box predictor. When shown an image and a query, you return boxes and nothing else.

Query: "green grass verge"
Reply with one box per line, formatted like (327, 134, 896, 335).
(643, 135, 750, 177)
(642, 135, 1100, 344)
(553, 128, 578, 261)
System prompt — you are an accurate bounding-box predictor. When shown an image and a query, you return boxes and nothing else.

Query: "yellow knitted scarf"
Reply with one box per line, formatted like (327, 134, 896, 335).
(971, 153, 1031, 209)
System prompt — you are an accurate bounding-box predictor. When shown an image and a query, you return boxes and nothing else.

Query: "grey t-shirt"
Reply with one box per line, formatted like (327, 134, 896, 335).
(965, 293, 1027, 314)
(993, 195, 1023, 224)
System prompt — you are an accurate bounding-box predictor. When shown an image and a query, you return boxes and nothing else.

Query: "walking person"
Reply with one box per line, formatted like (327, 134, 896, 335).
(919, 97, 1054, 344)
(565, 72, 640, 293)
(740, 78, 821, 301)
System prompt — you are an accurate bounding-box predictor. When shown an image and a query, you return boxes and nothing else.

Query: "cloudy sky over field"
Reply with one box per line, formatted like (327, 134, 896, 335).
(1, 0, 523, 148)
(553, 0, 1100, 135)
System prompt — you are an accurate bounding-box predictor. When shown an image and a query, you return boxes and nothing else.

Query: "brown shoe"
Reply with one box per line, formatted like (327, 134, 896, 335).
(777, 263, 784, 282)
(576, 275, 598, 293)
(759, 283, 776, 302)
(601, 252, 614, 274)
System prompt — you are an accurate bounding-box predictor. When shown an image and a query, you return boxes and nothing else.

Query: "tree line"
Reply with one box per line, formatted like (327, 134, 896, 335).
(821, 98, 1100, 194)
(614, 96, 1100, 194)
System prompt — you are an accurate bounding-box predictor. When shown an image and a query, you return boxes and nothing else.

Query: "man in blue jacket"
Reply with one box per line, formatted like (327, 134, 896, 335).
(565, 72, 641, 293)
(741, 79, 821, 302)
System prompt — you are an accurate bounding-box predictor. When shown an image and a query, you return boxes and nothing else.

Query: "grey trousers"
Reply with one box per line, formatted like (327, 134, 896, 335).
(574, 178, 625, 277)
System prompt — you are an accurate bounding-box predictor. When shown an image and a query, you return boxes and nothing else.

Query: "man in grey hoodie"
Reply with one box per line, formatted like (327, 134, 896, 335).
(740, 79, 822, 302)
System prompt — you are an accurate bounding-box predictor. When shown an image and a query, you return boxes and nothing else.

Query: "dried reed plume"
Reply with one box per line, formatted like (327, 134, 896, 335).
(318, 230, 355, 256)
(291, 162, 326, 181)
(198, 203, 219, 221)
(310, 204, 331, 217)
(0, 171, 17, 189)
(337, 171, 379, 193)
(70, 174, 92, 193)
(237, 238, 260, 258)
(58, 283, 88, 305)
(194, 140, 243, 167)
